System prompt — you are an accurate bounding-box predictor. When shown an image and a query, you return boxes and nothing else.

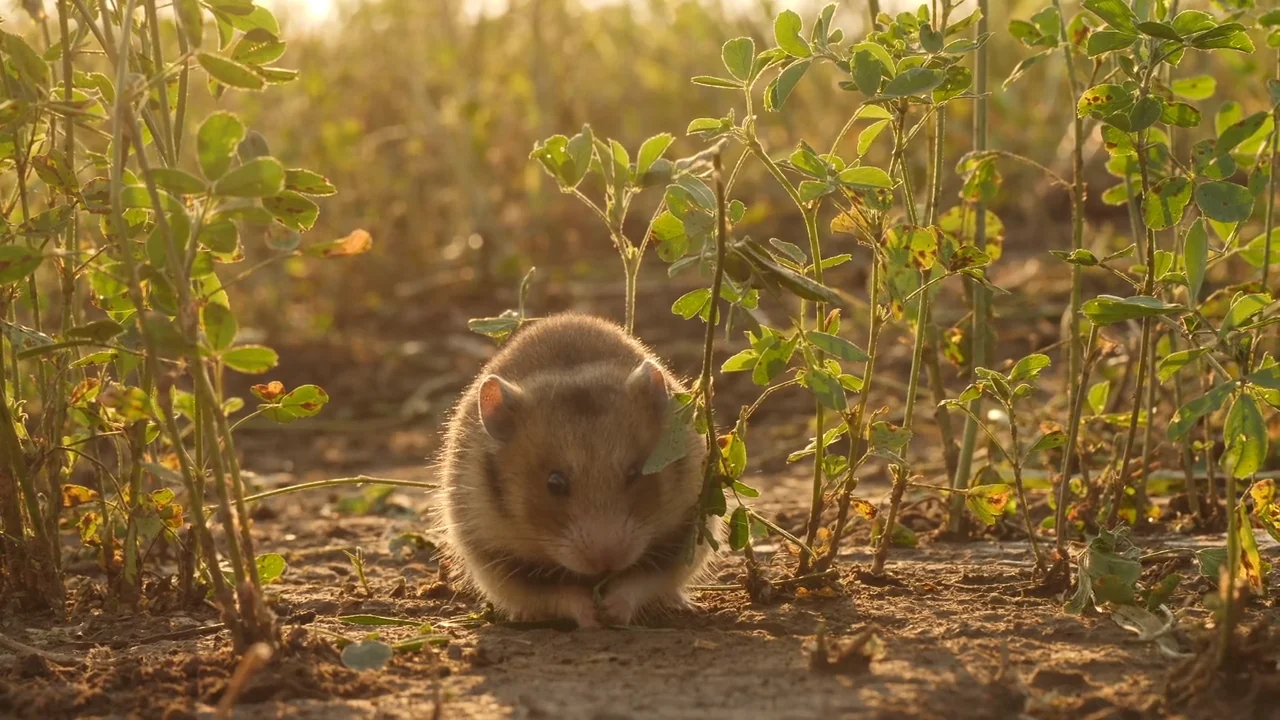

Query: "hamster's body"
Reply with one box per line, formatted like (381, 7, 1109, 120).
(438, 312, 716, 627)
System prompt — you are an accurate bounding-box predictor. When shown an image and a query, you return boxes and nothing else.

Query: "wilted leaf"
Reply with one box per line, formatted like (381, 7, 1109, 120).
(306, 229, 373, 258)
(966, 484, 1014, 526)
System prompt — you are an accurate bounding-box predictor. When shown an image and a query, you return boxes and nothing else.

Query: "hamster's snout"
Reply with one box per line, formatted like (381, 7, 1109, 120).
(559, 520, 645, 576)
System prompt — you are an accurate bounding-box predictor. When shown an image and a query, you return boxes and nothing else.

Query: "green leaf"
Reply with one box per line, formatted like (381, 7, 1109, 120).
(1158, 348, 1207, 383)
(1028, 430, 1068, 457)
(836, 166, 893, 190)
(197, 112, 246, 181)
(1003, 49, 1052, 89)
(212, 157, 285, 197)
(1081, 295, 1185, 325)
(262, 383, 329, 423)
(1160, 101, 1201, 129)
(1077, 84, 1135, 119)
(1168, 382, 1233, 440)
(857, 119, 890, 156)
(882, 67, 945, 98)
(852, 50, 883, 95)
(765, 59, 811, 111)
(1129, 96, 1164, 132)
(671, 289, 711, 320)
(0, 246, 44, 285)
(728, 506, 750, 550)
(636, 133, 674, 179)
(1009, 353, 1051, 383)
(1083, 0, 1139, 35)
(805, 368, 847, 410)
(222, 345, 279, 373)
(774, 10, 811, 57)
(869, 421, 911, 462)
(722, 37, 755, 81)
(263, 190, 320, 231)
(257, 553, 286, 583)
(643, 396, 696, 473)
(197, 52, 264, 90)
(721, 349, 758, 373)
(966, 484, 1014, 526)
(1241, 230, 1279, 269)
(1171, 75, 1215, 100)
(341, 640, 393, 671)
(338, 615, 422, 627)
(1221, 293, 1269, 334)
(1222, 394, 1266, 479)
(175, 0, 204, 47)
(1194, 181, 1254, 223)
(1194, 547, 1227, 582)
(0, 31, 50, 86)
(1087, 30, 1138, 56)
(691, 75, 742, 89)
(806, 331, 869, 363)
(149, 168, 207, 195)
(1142, 176, 1192, 231)
(1088, 380, 1111, 415)
(285, 168, 337, 196)
(202, 302, 237, 351)
(1136, 21, 1181, 41)
(1066, 527, 1142, 613)
(1217, 111, 1268, 156)
(65, 319, 125, 343)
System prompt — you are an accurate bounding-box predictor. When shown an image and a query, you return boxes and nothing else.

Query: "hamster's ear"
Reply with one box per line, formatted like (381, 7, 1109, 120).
(478, 375, 524, 442)
(625, 359, 669, 417)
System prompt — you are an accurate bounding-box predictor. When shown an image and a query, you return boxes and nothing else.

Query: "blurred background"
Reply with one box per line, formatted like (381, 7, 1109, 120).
(18, 0, 1268, 475)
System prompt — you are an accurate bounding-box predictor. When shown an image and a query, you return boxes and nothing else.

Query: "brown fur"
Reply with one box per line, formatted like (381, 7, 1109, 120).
(436, 312, 718, 627)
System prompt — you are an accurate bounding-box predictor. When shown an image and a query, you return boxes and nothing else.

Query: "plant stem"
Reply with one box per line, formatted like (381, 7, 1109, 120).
(693, 150, 730, 557)
(871, 102, 933, 574)
(923, 4, 959, 502)
(1056, 324, 1099, 558)
(1007, 408, 1043, 570)
(816, 251, 885, 571)
(1051, 0, 1086, 448)
(950, 0, 989, 532)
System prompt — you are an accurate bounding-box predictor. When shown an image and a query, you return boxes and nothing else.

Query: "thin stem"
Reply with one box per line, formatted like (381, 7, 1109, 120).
(694, 150, 730, 555)
(1051, 0, 1087, 455)
(1056, 325, 1100, 557)
(951, 0, 989, 531)
(1007, 409, 1044, 570)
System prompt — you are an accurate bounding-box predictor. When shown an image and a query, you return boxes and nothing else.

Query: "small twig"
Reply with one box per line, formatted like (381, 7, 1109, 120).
(0, 632, 78, 665)
(206, 476, 438, 513)
(771, 568, 839, 588)
(216, 643, 273, 720)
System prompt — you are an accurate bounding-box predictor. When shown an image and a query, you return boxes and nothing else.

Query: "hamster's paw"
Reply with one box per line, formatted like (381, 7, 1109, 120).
(563, 591, 602, 629)
(661, 592, 698, 615)
(599, 591, 638, 627)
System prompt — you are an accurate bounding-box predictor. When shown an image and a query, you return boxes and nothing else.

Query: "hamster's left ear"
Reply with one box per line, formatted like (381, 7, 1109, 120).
(478, 374, 524, 442)
(626, 359, 670, 417)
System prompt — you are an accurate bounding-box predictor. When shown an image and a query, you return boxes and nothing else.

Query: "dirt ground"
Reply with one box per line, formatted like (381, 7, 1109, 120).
(2, 462, 1277, 720)
(3, 239, 1279, 719)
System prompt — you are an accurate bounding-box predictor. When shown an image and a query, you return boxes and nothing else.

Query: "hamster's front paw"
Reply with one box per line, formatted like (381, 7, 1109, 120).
(599, 591, 637, 627)
(563, 591, 602, 629)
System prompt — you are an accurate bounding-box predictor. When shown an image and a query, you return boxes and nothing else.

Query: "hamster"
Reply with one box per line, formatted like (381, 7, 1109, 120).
(437, 312, 716, 628)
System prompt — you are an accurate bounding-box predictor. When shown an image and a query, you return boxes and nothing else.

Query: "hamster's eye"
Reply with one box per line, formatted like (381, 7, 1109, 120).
(626, 464, 643, 486)
(546, 471, 571, 498)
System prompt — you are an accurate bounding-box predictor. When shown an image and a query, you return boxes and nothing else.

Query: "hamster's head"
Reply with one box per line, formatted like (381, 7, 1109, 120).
(475, 359, 701, 578)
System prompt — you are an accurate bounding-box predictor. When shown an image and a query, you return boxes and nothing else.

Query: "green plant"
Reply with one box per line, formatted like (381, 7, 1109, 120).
(940, 352, 1063, 572)
(0, 0, 393, 647)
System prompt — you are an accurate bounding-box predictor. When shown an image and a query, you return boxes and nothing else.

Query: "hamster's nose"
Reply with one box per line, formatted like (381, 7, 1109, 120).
(587, 543, 630, 574)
